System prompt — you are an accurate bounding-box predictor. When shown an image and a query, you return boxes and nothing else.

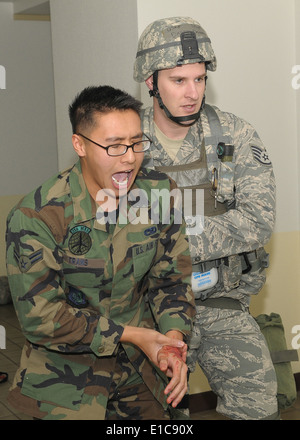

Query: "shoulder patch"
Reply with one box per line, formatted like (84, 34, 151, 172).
(14, 249, 43, 273)
(251, 145, 272, 166)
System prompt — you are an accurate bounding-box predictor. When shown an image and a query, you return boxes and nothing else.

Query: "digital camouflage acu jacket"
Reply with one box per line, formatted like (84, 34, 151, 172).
(6, 161, 195, 419)
(141, 105, 276, 305)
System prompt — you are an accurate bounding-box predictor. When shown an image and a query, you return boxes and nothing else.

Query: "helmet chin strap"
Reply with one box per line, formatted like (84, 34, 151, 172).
(149, 70, 206, 127)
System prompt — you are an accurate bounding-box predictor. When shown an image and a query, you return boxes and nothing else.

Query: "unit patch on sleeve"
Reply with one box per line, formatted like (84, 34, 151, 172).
(14, 249, 43, 273)
(251, 145, 272, 166)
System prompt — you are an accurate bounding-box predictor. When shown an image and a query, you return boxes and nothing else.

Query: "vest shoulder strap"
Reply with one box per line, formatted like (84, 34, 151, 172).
(202, 104, 232, 160)
(202, 105, 235, 204)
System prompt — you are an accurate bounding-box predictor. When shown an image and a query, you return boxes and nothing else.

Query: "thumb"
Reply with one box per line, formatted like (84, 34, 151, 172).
(161, 336, 185, 348)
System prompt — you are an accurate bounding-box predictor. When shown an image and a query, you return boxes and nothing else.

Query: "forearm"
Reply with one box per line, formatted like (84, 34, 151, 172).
(9, 286, 124, 356)
(120, 326, 144, 345)
(194, 205, 275, 262)
(189, 160, 276, 262)
(120, 326, 186, 366)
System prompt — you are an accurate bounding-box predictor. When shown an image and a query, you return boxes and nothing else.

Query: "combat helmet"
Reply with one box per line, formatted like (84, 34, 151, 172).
(134, 17, 217, 126)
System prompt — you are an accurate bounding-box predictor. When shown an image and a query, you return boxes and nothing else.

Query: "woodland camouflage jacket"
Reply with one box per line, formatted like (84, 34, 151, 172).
(6, 160, 195, 419)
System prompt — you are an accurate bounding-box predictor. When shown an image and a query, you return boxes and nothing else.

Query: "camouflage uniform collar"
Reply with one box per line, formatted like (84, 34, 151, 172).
(141, 107, 203, 166)
(69, 162, 151, 233)
(142, 107, 166, 159)
(93, 170, 151, 233)
(69, 161, 97, 225)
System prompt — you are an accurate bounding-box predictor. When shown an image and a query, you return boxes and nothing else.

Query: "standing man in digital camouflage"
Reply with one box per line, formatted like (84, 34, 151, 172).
(6, 85, 195, 420)
(134, 17, 279, 420)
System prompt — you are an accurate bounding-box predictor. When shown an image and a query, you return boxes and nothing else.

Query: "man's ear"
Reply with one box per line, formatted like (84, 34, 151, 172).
(145, 75, 154, 92)
(72, 134, 86, 157)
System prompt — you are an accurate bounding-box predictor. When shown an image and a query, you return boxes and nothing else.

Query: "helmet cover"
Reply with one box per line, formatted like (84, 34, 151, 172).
(134, 16, 217, 82)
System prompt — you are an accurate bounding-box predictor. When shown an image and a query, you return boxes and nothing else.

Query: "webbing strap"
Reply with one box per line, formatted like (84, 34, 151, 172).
(271, 349, 299, 364)
(203, 105, 232, 148)
(155, 158, 206, 173)
(195, 297, 243, 311)
(136, 37, 211, 58)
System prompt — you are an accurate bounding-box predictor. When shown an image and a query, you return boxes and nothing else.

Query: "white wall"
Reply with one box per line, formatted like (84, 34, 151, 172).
(296, 0, 300, 226)
(50, 0, 300, 234)
(49, 0, 139, 170)
(137, 0, 299, 235)
(0, 2, 57, 196)
(135, 0, 300, 388)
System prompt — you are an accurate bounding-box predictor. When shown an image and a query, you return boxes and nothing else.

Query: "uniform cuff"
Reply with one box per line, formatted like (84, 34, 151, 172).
(90, 317, 124, 357)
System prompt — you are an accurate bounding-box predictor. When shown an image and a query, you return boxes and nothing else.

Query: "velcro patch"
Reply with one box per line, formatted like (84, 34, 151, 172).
(66, 287, 89, 309)
(251, 145, 272, 166)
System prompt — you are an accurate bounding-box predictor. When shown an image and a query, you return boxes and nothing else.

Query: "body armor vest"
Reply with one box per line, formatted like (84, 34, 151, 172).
(143, 104, 269, 300)
(155, 104, 235, 217)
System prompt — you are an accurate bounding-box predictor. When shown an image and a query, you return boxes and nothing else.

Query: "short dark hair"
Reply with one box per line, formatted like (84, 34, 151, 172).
(69, 85, 143, 134)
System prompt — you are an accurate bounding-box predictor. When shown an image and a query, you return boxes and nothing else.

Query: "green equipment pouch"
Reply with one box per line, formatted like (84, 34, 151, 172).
(255, 313, 299, 410)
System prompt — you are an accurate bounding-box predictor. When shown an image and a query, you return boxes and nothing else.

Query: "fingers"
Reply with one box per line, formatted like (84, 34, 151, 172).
(160, 334, 187, 361)
(158, 346, 188, 408)
(157, 346, 182, 372)
(156, 337, 187, 373)
(165, 362, 188, 408)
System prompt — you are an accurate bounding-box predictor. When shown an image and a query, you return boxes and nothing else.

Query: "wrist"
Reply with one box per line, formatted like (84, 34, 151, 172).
(165, 330, 184, 341)
(120, 326, 139, 344)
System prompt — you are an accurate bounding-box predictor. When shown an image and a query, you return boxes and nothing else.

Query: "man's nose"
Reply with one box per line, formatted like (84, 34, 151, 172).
(185, 82, 199, 100)
(121, 146, 136, 163)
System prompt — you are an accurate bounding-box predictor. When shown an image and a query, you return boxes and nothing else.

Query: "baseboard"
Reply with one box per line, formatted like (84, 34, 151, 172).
(190, 372, 300, 414)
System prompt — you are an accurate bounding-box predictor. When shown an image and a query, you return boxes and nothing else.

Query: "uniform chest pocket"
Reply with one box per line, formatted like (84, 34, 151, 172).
(63, 254, 106, 287)
(132, 240, 158, 280)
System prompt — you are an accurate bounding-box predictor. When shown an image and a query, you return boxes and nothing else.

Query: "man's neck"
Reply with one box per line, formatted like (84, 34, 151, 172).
(153, 101, 190, 140)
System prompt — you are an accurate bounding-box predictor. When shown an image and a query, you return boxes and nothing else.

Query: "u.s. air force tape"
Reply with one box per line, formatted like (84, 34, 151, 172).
(251, 145, 272, 166)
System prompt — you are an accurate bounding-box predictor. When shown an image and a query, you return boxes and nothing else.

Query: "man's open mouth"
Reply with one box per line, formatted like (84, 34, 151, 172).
(112, 170, 133, 189)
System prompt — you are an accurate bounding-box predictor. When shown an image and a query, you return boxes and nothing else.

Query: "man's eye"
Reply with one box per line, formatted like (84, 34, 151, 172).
(196, 76, 207, 83)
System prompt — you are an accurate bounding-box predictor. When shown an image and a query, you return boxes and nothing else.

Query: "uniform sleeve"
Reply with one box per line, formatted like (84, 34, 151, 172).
(146, 179, 195, 338)
(6, 206, 124, 357)
(189, 115, 276, 262)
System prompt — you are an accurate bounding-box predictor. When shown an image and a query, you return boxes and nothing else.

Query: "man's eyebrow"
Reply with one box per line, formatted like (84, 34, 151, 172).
(105, 132, 143, 143)
(169, 73, 207, 79)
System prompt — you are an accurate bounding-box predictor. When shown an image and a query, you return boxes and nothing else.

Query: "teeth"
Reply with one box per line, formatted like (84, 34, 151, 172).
(112, 171, 131, 187)
(112, 176, 129, 185)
